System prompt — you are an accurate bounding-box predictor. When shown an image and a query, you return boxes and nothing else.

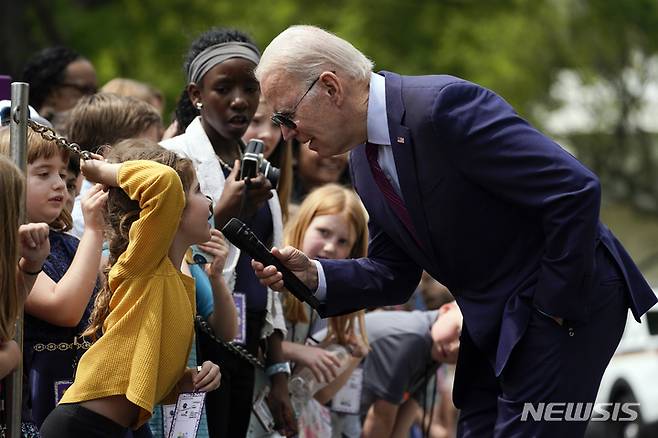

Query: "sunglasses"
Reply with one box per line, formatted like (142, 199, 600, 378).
(271, 75, 321, 130)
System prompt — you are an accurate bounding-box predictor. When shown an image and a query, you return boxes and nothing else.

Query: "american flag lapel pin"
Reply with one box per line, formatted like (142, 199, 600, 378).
(397, 136, 405, 144)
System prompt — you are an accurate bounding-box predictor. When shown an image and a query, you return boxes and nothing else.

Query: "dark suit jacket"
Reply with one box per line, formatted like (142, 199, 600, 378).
(319, 71, 657, 376)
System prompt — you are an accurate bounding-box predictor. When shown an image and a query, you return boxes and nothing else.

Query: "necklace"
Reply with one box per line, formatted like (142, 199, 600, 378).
(216, 156, 233, 173)
(215, 141, 244, 173)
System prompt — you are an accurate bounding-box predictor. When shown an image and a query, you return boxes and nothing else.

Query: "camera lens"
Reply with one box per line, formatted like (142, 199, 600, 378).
(261, 161, 280, 189)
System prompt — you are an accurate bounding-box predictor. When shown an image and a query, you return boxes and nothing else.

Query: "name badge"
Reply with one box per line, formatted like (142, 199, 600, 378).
(331, 368, 363, 415)
(162, 403, 176, 438)
(233, 293, 247, 344)
(54, 380, 73, 405)
(165, 392, 206, 438)
(252, 386, 275, 433)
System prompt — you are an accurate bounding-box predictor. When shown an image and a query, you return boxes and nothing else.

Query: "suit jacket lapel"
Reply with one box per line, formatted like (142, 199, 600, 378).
(352, 144, 427, 267)
(382, 71, 438, 266)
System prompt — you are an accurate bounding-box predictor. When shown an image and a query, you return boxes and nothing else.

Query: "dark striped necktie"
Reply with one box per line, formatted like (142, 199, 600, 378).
(365, 143, 421, 246)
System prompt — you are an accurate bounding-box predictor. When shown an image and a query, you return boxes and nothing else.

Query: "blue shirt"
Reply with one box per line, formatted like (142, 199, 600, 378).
(190, 263, 214, 319)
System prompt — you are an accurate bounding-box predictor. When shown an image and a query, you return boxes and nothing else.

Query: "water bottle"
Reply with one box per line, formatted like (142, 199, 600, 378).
(289, 344, 351, 412)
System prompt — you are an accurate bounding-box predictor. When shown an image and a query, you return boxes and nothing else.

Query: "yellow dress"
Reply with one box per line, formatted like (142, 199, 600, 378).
(61, 160, 195, 427)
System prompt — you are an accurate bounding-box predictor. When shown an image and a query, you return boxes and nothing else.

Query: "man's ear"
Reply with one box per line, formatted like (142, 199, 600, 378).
(321, 71, 343, 105)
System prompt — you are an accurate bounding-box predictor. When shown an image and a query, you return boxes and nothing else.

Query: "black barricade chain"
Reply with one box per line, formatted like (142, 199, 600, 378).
(23, 117, 94, 161)
(195, 316, 265, 369)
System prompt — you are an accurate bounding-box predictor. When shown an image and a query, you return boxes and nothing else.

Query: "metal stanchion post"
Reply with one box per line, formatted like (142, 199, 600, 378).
(5, 82, 29, 438)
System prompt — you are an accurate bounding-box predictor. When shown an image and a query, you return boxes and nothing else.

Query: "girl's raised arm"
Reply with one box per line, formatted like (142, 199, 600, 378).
(108, 160, 185, 277)
(25, 185, 107, 327)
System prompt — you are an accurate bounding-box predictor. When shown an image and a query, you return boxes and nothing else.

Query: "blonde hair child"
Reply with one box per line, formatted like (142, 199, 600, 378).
(281, 183, 369, 403)
(0, 155, 49, 380)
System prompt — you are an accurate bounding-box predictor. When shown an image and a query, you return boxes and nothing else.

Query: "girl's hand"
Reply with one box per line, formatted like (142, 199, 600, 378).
(18, 223, 50, 272)
(347, 334, 369, 359)
(295, 344, 342, 383)
(80, 155, 121, 187)
(192, 361, 221, 392)
(198, 229, 229, 279)
(81, 184, 108, 232)
(267, 375, 298, 437)
(245, 173, 274, 210)
(215, 160, 273, 226)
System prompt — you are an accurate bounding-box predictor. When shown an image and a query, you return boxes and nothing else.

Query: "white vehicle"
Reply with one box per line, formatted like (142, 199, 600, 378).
(586, 295, 658, 438)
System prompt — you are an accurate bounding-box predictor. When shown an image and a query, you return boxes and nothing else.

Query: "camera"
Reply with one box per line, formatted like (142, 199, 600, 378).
(239, 139, 280, 189)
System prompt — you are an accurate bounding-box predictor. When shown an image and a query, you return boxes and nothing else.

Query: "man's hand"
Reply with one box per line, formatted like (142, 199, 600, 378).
(251, 246, 318, 292)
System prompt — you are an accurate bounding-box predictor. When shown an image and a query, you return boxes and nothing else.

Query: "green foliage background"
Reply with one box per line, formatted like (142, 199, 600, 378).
(5, 0, 656, 129)
(6, 0, 658, 206)
(4, 0, 658, 279)
(35, 0, 576, 121)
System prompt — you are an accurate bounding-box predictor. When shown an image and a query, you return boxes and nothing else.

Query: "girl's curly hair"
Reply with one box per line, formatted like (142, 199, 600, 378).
(83, 139, 195, 340)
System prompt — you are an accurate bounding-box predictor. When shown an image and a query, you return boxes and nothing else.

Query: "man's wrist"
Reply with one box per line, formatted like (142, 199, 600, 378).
(312, 260, 327, 301)
(308, 259, 319, 290)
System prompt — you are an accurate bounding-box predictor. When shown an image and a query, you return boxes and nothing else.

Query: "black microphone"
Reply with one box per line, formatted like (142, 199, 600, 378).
(222, 218, 321, 309)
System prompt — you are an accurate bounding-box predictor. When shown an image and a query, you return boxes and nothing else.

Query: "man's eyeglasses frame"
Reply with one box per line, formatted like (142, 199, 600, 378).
(270, 75, 322, 130)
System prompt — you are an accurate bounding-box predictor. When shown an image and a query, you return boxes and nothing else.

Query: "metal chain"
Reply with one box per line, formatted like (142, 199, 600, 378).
(23, 117, 94, 161)
(195, 315, 264, 369)
(32, 336, 92, 353)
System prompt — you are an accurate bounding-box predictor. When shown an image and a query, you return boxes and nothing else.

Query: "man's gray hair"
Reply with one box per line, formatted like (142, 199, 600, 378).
(255, 25, 374, 87)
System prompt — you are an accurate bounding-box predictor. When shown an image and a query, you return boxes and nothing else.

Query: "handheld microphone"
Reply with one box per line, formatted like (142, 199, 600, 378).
(221, 218, 321, 309)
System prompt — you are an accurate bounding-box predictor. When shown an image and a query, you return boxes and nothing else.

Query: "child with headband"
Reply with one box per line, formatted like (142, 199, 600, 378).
(162, 28, 295, 437)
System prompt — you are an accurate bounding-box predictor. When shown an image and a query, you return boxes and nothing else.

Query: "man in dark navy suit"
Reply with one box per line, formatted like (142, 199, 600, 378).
(252, 25, 658, 437)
